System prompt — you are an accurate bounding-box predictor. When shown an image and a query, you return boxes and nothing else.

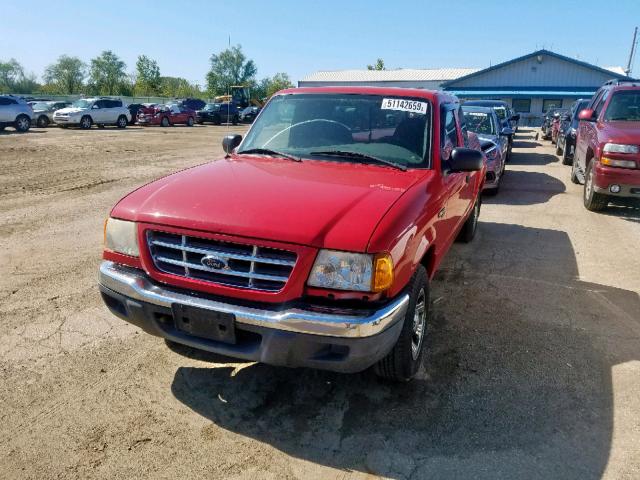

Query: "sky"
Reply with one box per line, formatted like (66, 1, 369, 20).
(1, 0, 639, 86)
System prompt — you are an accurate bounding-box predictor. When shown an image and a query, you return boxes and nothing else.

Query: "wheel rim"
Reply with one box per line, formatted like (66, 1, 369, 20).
(18, 117, 29, 130)
(411, 288, 427, 360)
(471, 201, 479, 232)
(119, 117, 126, 127)
(82, 117, 90, 128)
(585, 165, 593, 200)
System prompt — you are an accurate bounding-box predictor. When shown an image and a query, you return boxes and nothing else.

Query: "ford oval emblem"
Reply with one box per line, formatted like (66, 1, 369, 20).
(201, 255, 227, 270)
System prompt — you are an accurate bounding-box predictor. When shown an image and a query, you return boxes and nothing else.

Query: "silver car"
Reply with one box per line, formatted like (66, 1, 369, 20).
(0, 95, 32, 132)
(31, 101, 71, 128)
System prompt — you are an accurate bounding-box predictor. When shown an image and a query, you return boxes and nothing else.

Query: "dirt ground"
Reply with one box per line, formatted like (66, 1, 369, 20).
(1, 124, 639, 480)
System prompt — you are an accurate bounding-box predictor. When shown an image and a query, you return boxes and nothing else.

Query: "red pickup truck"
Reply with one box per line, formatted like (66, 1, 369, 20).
(572, 80, 640, 211)
(99, 87, 485, 381)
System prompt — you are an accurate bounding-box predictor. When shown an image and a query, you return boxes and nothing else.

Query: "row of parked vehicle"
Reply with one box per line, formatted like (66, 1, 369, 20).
(540, 79, 640, 212)
(0, 95, 260, 132)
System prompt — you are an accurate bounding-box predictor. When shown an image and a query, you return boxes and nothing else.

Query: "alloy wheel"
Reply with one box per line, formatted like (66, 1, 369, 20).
(411, 288, 427, 360)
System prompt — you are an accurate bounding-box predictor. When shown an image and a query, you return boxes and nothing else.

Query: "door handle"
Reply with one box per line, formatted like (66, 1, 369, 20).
(438, 207, 446, 218)
(465, 174, 471, 184)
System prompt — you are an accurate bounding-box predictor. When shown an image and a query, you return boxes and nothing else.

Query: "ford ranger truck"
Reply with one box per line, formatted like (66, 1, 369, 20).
(99, 87, 485, 382)
(572, 80, 640, 211)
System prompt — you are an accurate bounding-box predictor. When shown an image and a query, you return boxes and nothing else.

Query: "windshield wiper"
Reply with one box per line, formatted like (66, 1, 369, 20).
(310, 150, 407, 171)
(237, 148, 301, 162)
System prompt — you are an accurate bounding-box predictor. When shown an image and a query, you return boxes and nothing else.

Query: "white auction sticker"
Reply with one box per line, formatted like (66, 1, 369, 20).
(381, 98, 428, 115)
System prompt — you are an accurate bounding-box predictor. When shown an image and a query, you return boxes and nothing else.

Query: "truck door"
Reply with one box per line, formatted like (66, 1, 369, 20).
(438, 105, 467, 244)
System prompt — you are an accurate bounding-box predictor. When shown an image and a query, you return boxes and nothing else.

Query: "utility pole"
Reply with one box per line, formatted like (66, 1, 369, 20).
(626, 27, 638, 76)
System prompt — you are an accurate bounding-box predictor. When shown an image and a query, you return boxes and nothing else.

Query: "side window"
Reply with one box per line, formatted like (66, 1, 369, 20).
(441, 106, 458, 165)
(457, 106, 469, 146)
(589, 90, 604, 110)
(0, 98, 11, 106)
(94, 100, 105, 109)
(111, 100, 123, 108)
(593, 90, 609, 119)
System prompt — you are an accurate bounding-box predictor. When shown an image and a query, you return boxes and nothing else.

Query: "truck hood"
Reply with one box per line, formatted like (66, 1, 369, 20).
(112, 155, 426, 251)
(599, 121, 640, 144)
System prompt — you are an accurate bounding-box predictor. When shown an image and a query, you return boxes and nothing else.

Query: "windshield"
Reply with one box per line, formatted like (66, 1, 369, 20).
(604, 91, 640, 121)
(203, 103, 219, 111)
(71, 99, 92, 109)
(463, 110, 496, 135)
(32, 102, 51, 111)
(494, 107, 507, 120)
(241, 93, 431, 168)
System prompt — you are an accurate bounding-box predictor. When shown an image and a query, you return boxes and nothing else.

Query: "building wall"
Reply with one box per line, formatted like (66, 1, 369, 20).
(452, 54, 615, 88)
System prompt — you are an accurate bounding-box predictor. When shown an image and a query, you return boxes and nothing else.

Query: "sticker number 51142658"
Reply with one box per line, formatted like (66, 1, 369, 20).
(381, 98, 428, 115)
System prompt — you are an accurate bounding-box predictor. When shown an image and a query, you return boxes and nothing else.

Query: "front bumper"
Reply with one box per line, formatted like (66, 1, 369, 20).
(98, 261, 409, 372)
(593, 162, 640, 198)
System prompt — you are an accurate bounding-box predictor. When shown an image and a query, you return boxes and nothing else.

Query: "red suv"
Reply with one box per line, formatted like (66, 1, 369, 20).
(99, 87, 485, 382)
(572, 80, 640, 211)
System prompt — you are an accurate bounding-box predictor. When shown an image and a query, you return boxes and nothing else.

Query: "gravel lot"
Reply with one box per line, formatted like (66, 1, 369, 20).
(1, 125, 639, 480)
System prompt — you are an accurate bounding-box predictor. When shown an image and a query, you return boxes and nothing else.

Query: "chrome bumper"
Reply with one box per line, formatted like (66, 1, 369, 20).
(99, 261, 409, 338)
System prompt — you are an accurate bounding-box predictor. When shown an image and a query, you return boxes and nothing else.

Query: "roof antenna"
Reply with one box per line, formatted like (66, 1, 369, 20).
(625, 26, 638, 76)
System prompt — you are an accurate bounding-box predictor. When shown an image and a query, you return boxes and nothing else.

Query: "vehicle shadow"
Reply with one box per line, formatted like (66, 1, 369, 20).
(0, 129, 46, 135)
(508, 151, 558, 166)
(483, 170, 565, 205)
(602, 199, 640, 223)
(511, 140, 542, 149)
(170, 222, 639, 479)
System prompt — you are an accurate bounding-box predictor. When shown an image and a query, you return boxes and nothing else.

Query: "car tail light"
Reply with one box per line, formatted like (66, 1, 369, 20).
(601, 157, 637, 169)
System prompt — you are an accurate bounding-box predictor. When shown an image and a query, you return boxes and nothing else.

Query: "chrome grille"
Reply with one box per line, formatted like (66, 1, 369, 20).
(147, 231, 297, 292)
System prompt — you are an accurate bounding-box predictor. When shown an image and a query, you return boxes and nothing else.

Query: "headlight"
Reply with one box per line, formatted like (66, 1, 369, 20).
(307, 250, 393, 292)
(603, 143, 639, 154)
(104, 218, 139, 256)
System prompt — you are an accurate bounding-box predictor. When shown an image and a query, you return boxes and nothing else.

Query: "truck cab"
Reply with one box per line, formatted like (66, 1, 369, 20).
(99, 87, 485, 381)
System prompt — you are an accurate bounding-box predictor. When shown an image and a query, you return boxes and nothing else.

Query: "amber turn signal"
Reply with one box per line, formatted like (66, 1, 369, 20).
(372, 253, 394, 292)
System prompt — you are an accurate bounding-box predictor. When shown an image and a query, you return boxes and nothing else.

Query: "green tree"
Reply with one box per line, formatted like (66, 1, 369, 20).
(253, 72, 294, 101)
(135, 55, 161, 95)
(43, 55, 86, 94)
(367, 58, 386, 71)
(206, 45, 257, 96)
(88, 51, 127, 95)
(159, 76, 203, 98)
(0, 58, 25, 92)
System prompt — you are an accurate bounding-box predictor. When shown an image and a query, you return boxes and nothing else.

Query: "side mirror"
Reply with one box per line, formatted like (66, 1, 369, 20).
(511, 114, 520, 122)
(578, 109, 595, 121)
(222, 134, 242, 154)
(561, 114, 571, 121)
(449, 147, 484, 172)
(92, 104, 99, 109)
(500, 127, 514, 136)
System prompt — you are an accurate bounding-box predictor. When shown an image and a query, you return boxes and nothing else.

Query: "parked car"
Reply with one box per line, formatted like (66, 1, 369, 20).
(463, 100, 519, 154)
(196, 103, 239, 125)
(175, 98, 206, 111)
(30, 101, 71, 127)
(550, 109, 569, 144)
(556, 99, 590, 164)
(462, 105, 509, 192)
(0, 95, 33, 132)
(53, 98, 130, 129)
(572, 80, 640, 211)
(127, 103, 146, 125)
(239, 105, 260, 123)
(137, 104, 196, 127)
(99, 87, 485, 382)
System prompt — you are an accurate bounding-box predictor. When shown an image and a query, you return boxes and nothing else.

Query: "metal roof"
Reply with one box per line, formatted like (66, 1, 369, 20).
(299, 68, 478, 83)
(443, 49, 633, 87)
(449, 90, 597, 98)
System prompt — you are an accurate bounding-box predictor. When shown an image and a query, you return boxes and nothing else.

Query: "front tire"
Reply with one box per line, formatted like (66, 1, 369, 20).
(37, 115, 49, 128)
(15, 114, 31, 132)
(570, 156, 581, 184)
(80, 115, 92, 130)
(374, 266, 429, 382)
(117, 115, 128, 128)
(562, 142, 572, 165)
(583, 161, 608, 211)
(556, 139, 563, 156)
(187, 116, 194, 127)
(161, 116, 170, 127)
(458, 197, 480, 243)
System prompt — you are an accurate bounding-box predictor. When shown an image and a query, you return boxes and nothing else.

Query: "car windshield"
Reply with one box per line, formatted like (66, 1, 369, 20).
(604, 91, 640, 121)
(463, 110, 496, 135)
(494, 107, 507, 119)
(71, 99, 92, 108)
(32, 102, 51, 110)
(240, 93, 431, 168)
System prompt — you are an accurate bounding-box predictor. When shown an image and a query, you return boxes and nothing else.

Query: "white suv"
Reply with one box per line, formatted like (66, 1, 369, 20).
(0, 95, 33, 132)
(53, 98, 131, 129)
